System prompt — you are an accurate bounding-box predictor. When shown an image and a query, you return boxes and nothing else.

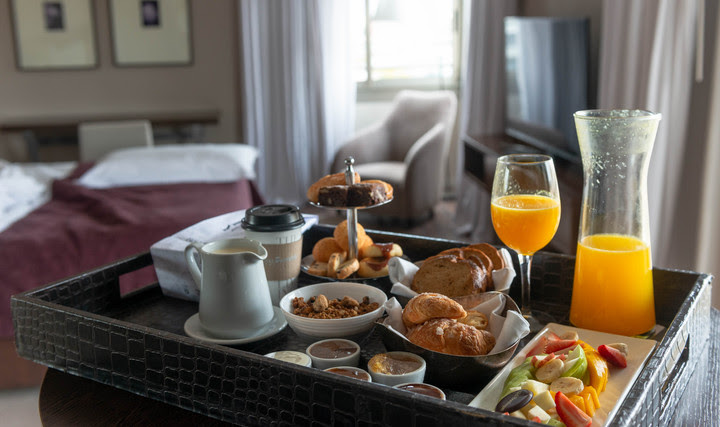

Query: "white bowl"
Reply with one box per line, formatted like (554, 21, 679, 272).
(306, 338, 361, 369)
(279, 282, 387, 338)
(367, 351, 426, 386)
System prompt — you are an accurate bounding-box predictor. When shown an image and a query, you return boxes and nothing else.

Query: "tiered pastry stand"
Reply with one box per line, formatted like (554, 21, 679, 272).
(310, 157, 392, 266)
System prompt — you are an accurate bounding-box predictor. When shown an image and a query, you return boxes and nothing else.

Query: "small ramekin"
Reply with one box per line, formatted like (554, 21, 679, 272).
(367, 351, 426, 386)
(324, 366, 372, 382)
(306, 338, 361, 369)
(394, 382, 446, 400)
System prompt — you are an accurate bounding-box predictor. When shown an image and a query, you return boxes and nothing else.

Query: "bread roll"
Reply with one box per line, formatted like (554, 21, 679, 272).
(405, 318, 496, 356)
(357, 257, 389, 278)
(312, 237, 344, 263)
(333, 220, 367, 251)
(358, 234, 374, 251)
(307, 172, 361, 203)
(411, 255, 488, 297)
(402, 293, 466, 328)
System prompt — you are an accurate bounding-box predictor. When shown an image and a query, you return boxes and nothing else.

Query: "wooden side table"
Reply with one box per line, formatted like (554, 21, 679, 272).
(39, 368, 231, 426)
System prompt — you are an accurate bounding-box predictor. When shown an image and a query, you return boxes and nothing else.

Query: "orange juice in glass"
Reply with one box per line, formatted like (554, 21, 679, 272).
(570, 234, 655, 336)
(491, 194, 561, 256)
(491, 154, 561, 332)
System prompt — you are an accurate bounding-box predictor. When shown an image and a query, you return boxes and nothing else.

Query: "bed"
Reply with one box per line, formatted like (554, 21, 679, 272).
(0, 144, 264, 340)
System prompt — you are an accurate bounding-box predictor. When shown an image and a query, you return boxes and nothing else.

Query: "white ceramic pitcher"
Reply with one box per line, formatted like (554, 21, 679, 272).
(185, 238, 274, 339)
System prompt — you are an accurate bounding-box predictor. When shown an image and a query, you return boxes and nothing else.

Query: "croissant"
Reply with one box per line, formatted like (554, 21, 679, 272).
(406, 318, 496, 356)
(402, 293, 466, 328)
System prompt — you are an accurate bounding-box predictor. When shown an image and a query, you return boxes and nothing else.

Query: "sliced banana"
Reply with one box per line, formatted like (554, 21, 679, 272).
(535, 358, 564, 383)
(549, 377, 584, 395)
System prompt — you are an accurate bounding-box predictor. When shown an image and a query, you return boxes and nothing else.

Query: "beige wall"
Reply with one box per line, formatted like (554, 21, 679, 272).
(0, 0, 240, 161)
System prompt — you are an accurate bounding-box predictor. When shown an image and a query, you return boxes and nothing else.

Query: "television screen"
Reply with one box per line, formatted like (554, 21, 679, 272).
(504, 17, 590, 161)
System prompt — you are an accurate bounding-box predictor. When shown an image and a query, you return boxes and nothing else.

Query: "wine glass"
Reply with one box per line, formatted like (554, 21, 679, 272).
(491, 154, 561, 332)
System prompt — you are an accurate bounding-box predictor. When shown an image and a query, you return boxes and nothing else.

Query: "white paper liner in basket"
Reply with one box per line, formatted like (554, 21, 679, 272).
(388, 247, 516, 297)
(383, 248, 528, 355)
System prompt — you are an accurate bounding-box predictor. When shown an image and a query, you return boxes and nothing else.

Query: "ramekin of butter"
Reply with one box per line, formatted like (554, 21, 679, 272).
(264, 350, 312, 367)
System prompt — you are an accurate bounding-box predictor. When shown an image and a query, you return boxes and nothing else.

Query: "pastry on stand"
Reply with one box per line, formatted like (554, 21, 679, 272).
(306, 157, 400, 280)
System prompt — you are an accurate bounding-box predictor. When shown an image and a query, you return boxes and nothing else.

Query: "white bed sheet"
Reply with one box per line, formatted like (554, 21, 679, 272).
(0, 160, 77, 233)
(1, 144, 259, 232)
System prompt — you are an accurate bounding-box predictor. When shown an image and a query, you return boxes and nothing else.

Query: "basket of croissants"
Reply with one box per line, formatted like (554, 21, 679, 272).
(376, 291, 527, 386)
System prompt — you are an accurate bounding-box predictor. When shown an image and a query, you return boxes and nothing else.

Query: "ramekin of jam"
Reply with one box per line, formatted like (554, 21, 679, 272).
(393, 382, 446, 400)
(367, 351, 426, 386)
(306, 338, 361, 369)
(324, 366, 372, 382)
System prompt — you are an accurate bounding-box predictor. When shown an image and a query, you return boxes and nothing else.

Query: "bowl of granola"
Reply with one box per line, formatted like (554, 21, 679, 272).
(279, 282, 388, 339)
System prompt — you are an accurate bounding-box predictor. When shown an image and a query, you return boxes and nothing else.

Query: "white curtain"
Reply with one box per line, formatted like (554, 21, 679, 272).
(598, 0, 698, 268)
(697, 2, 720, 309)
(239, 0, 357, 205)
(455, 0, 518, 238)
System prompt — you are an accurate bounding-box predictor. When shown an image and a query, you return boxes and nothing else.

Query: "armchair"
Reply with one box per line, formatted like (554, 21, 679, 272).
(331, 90, 457, 223)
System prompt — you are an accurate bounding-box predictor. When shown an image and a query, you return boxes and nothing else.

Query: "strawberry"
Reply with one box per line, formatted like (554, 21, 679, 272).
(527, 331, 562, 356)
(532, 353, 557, 369)
(598, 344, 628, 368)
(545, 339, 578, 354)
(555, 391, 592, 427)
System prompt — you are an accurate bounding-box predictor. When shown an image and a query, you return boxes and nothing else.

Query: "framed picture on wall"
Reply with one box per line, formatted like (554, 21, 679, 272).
(9, 0, 98, 70)
(109, 0, 193, 67)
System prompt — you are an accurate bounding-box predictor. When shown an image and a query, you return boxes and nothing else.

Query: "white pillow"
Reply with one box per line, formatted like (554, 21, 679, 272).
(76, 144, 258, 189)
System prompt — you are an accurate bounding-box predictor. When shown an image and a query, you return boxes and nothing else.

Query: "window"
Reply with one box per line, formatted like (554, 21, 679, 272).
(352, 0, 461, 94)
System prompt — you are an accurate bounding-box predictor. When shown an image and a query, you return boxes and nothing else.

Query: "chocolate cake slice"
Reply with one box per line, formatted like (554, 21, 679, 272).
(318, 185, 349, 206)
(347, 183, 387, 206)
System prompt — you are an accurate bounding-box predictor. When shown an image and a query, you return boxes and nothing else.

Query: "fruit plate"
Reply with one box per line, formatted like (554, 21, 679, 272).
(468, 323, 658, 426)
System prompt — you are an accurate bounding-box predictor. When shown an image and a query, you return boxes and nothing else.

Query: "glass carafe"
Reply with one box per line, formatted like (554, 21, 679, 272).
(569, 110, 661, 336)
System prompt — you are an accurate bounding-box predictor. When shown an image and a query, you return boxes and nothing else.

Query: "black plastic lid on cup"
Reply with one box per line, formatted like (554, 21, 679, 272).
(241, 204, 305, 231)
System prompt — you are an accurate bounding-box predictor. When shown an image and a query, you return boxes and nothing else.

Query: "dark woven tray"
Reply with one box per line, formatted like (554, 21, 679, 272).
(12, 225, 713, 426)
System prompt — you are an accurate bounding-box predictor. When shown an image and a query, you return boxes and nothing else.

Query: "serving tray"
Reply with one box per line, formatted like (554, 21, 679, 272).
(12, 225, 713, 426)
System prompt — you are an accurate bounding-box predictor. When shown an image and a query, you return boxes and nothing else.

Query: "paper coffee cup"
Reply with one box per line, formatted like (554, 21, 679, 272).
(241, 205, 305, 305)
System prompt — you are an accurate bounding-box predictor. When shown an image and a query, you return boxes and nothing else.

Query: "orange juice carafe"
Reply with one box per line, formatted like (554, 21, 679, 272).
(569, 110, 661, 336)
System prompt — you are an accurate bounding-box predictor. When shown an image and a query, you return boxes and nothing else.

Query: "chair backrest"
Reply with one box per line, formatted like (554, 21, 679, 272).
(78, 120, 154, 161)
(383, 90, 457, 161)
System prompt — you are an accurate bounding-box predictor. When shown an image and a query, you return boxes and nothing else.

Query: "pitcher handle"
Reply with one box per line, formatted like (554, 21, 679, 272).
(184, 242, 204, 291)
